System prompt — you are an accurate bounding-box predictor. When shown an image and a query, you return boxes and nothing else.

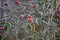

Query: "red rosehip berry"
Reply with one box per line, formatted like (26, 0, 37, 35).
(15, 1, 20, 5)
(32, 4, 38, 9)
(0, 34, 3, 37)
(57, 10, 60, 14)
(27, 19, 32, 23)
(28, 15, 32, 19)
(0, 27, 5, 30)
(58, 4, 60, 8)
(19, 15, 24, 19)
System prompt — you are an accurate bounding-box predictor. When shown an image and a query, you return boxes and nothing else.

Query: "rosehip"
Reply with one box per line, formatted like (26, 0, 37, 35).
(57, 10, 60, 14)
(28, 15, 32, 19)
(15, 1, 20, 5)
(58, 4, 60, 8)
(27, 19, 32, 23)
(19, 15, 24, 19)
(0, 34, 3, 37)
(32, 4, 38, 9)
(0, 27, 5, 30)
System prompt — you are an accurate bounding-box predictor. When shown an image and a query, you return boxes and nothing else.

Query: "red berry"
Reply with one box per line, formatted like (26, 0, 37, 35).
(57, 10, 60, 14)
(0, 34, 3, 37)
(15, 1, 20, 5)
(27, 19, 32, 23)
(32, 4, 38, 9)
(19, 15, 24, 19)
(28, 15, 32, 19)
(58, 4, 60, 8)
(0, 27, 5, 30)
(4, 3, 8, 6)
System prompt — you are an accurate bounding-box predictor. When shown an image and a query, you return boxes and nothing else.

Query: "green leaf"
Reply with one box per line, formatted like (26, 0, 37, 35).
(38, 1, 44, 6)
(33, 31, 37, 40)
(4, 23, 10, 31)
(27, 24, 32, 30)
(45, 0, 48, 2)
(35, 24, 43, 32)
(53, 0, 57, 8)
(57, 24, 60, 28)
(56, 38, 60, 40)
